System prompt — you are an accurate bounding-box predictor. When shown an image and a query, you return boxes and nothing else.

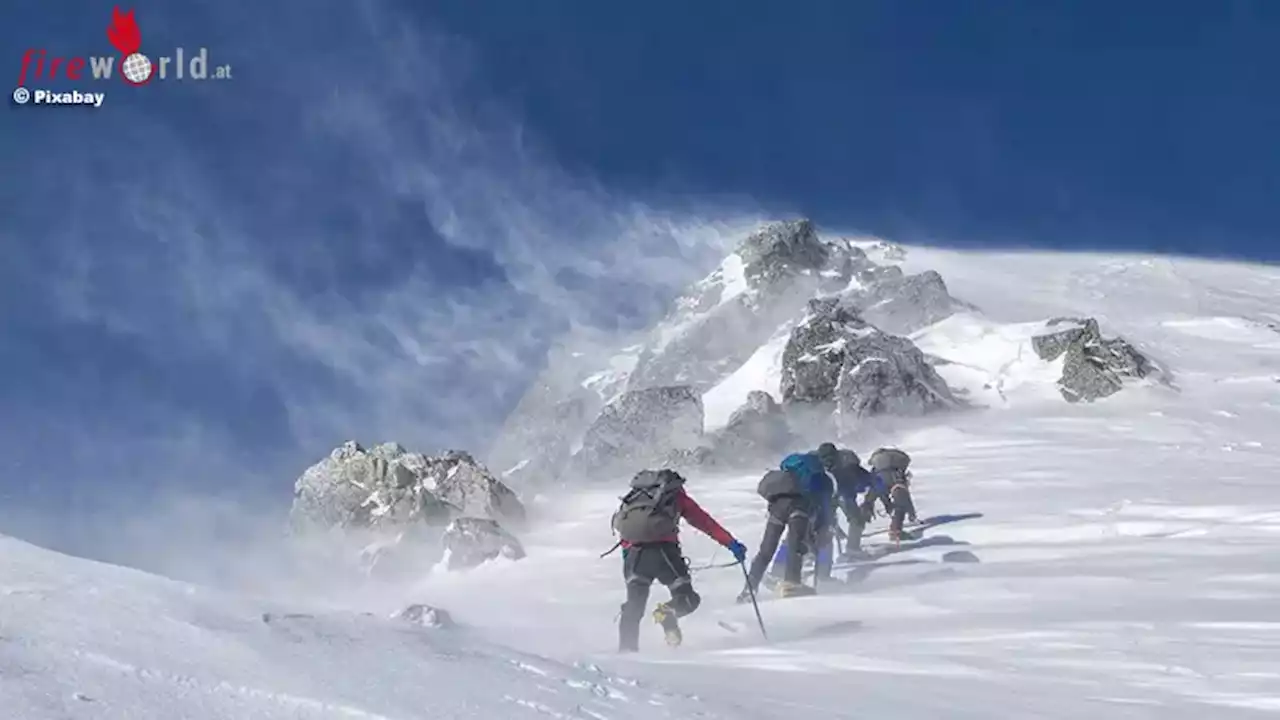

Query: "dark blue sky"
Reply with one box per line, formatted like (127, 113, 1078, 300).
(420, 0, 1280, 258)
(1, 0, 1277, 564)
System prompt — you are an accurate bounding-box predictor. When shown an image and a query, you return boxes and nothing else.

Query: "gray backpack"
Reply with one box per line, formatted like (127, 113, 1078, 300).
(869, 447, 911, 482)
(611, 470, 685, 543)
(757, 468, 802, 501)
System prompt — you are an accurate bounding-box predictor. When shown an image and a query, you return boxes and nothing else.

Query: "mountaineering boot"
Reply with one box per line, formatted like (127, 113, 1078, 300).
(777, 580, 817, 598)
(652, 602, 682, 646)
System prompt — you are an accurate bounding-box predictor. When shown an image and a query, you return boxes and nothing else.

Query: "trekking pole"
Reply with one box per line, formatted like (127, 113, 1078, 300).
(737, 560, 768, 641)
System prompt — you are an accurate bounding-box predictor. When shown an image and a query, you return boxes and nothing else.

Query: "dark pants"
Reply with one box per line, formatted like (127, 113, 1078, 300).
(845, 501, 868, 551)
(618, 542, 700, 652)
(745, 495, 811, 590)
(889, 483, 916, 535)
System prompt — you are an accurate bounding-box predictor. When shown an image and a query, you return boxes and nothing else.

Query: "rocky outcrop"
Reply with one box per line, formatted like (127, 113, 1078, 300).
(846, 269, 973, 335)
(430, 450, 527, 530)
(393, 604, 456, 629)
(441, 518, 526, 571)
(568, 386, 704, 479)
(623, 220, 862, 393)
(291, 441, 452, 533)
(291, 441, 528, 574)
(484, 218, 972, 487)
(780, 298, 959, 423)
(291, 441, 525, 532)
(736, 219, 832, 287)
(706, 390, 794, 461)
(867, 240, 907, 262)
(1032, 317, 1168, 402)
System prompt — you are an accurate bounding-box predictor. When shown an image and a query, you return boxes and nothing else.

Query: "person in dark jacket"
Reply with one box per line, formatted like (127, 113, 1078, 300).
(817, 442, 894, 557)
(611, 469, 746, 652)
(738, 452, 831, 601)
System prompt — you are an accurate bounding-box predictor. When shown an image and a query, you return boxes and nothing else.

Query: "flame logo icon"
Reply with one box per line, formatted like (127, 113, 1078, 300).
(107, 7, 152, 85)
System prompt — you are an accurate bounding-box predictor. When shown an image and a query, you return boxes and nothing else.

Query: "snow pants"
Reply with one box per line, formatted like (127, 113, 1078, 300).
(745, 495, 812, 591)
(618, 542, 699, 652)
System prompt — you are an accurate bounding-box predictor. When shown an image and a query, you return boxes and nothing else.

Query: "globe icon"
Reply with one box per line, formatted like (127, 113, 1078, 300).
(121, 52, 153, 84)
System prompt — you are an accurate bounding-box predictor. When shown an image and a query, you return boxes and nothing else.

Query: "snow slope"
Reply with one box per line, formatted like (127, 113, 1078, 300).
(5, 245, 1280, 718)
(0, 532, 751, 720)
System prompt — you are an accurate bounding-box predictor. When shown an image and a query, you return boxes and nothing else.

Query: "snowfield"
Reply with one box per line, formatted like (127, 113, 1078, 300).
(4, 244, 1280, 718)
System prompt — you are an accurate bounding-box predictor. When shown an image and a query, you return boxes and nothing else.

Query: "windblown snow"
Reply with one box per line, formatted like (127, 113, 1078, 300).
(5, 242, 1280, 718)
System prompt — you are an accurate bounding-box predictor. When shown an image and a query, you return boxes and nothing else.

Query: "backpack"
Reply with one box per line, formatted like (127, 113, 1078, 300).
(611, 469, 685, 543)
(868, 447, 911, 483)
(780, 452, 824, 481)
(757, 469, 802, 501)
(837, 448, 862, 468)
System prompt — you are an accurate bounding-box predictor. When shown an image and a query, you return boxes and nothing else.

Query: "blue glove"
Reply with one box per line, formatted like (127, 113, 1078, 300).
(727, 540, 748, 563)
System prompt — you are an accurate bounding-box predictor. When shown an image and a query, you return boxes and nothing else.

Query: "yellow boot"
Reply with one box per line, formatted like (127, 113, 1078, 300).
(652, 603, 682, 646)
(777, 580, 817, 598)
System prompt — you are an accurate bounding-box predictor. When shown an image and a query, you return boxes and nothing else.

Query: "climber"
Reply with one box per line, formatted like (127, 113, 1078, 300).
(738, 451, 832, 601)
(609, 469, 747, 652)
(867, 447, 919, 542)
(816, 442, 894, 557)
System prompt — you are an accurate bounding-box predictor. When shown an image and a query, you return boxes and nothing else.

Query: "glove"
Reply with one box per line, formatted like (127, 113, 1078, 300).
(727, 540, 748, 564)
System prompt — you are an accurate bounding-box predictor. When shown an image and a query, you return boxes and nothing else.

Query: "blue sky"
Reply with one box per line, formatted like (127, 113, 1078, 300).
(2, 0, 1277, 564)
(420, 0, 1280, 258)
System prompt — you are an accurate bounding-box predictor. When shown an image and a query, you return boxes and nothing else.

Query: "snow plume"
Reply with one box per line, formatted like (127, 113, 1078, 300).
(0, 0, 765, 577)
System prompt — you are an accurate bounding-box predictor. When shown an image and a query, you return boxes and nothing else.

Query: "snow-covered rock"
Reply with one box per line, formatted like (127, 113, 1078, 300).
(393, 603, 456, 629)
(624, 219, 861, 393)
(441, 518, 526, 571)
(291, 442, 527, 576)
(290, 441, 452, 533)
(845, 269, 973, 335)
(1032, 317, 1170, 402)
(780, 297, 959, 424)
(705, 390, 794, 462)
(290, 441, 525, 533)
(430, 450, 527, 530)
(485, 218, 973, 485)
(568, 385, 704, 479)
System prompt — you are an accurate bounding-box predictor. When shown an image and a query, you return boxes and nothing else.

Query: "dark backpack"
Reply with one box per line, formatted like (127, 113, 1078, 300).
(757, 468, 803, 501)
(611, 470, 685, 543)
(837, 448, 862, 468)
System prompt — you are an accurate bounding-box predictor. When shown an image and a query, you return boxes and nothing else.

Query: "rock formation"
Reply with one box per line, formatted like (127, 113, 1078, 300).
(780, 297, 959, 423)
(291, 441, 527, 573)
(1032, 317, 1168, 402)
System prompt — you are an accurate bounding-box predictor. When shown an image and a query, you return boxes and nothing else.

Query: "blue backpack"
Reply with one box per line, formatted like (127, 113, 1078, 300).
(780, 452, 824, 482)
(780, 453, 834, 519)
